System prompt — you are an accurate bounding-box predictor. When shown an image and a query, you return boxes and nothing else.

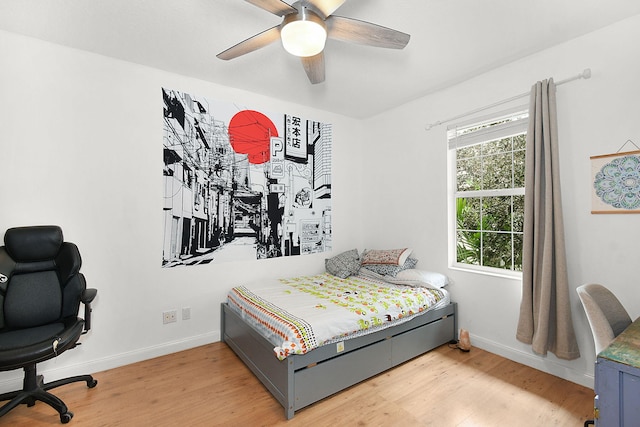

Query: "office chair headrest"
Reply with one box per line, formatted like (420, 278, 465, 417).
(4, 225, 63, 262)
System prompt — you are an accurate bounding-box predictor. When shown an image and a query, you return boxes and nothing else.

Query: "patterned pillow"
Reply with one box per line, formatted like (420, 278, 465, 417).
(325, 249, 361, 278)
(362, 257, 418, 277)
(361, 248, 412, 266)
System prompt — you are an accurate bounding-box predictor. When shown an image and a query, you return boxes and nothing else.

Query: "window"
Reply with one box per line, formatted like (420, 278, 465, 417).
(448, 107, 528, 275)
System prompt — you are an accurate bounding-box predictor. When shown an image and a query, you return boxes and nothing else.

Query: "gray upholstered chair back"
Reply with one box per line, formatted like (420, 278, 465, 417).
(576, 283, 632, 355)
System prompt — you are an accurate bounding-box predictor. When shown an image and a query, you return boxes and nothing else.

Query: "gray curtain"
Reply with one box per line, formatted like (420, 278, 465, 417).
(516, 78, 580, 360)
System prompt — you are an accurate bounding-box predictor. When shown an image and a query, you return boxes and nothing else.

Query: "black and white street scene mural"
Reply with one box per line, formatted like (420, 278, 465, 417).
(162, 88, 332, 267)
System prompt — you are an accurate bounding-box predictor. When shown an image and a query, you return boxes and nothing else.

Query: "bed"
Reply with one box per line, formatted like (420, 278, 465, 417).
(221, 262, 457, 419)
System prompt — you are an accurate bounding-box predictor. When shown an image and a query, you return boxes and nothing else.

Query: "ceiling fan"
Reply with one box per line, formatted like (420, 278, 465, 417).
(217, 0, 410, 84)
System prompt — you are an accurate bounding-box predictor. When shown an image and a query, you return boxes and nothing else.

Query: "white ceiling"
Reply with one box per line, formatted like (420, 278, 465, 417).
(1, 0, 639, 118)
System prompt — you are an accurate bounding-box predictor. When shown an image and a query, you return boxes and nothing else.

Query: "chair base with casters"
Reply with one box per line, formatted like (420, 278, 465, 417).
(0, 362, 97, 423)
(0, 225, 98, 424)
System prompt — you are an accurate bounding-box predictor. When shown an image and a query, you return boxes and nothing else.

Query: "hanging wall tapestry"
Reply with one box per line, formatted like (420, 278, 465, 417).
(162, 88, 332, 267)
(591, 150, 640, 214)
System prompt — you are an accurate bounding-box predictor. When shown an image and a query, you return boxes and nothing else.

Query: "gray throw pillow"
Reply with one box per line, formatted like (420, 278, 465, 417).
(325, 249, 361, 278)
(361, 257, 418, 276)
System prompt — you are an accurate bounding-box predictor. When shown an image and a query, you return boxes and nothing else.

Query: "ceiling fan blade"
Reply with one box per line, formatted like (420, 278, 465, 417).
(217, 26, 281, 60)
(326, 16, 410, 49)
(305, 0, 347, 18)
(245, 0, 297, 16)
(301, 52, 325, 84)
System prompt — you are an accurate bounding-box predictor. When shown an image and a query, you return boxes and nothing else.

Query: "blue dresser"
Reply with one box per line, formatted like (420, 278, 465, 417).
(595, 317, 640, 426)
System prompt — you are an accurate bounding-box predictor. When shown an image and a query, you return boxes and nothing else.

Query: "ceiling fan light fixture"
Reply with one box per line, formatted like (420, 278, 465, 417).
(280, 8, 327, 57)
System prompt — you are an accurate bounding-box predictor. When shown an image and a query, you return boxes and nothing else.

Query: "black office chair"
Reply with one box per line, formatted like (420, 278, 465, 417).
(0, 225, 97, 423)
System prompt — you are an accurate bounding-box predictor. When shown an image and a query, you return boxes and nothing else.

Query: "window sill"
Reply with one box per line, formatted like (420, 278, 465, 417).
(449, 263, 523, 281)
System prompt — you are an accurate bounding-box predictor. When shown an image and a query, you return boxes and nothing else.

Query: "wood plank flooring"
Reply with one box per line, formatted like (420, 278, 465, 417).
(1, 342, 594, 426)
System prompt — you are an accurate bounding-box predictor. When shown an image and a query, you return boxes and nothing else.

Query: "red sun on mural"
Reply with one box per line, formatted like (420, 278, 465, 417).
(228, 110, 279, 165)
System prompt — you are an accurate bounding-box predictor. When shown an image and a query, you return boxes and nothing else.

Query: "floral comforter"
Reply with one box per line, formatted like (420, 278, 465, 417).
(226, 272, 449, 360)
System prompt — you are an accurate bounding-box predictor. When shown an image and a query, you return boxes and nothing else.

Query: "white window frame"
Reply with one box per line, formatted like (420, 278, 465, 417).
(447, 106, 529, 279)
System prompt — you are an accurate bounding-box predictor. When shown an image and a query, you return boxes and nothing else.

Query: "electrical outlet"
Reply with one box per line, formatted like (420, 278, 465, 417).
(162, 310, 177, 324)
(182, 307, 191, 320)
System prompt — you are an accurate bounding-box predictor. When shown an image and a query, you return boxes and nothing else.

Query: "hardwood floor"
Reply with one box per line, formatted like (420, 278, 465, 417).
(1, 342, 594, 426)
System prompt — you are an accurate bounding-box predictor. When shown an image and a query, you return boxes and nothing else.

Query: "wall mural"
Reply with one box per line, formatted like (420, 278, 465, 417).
(162, 88, 332, 267)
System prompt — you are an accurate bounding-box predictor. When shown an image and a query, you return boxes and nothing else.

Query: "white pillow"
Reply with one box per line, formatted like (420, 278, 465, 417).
(394, 269, 449, 289)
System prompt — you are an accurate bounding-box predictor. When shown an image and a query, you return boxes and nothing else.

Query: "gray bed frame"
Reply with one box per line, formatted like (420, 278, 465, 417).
(221, 301, 457, 419)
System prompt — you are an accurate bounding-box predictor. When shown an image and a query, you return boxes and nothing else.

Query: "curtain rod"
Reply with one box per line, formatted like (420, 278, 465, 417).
(424, 68, 592, 131)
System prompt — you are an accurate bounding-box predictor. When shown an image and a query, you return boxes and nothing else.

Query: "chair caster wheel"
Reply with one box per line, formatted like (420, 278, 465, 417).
(88, 378, 98, 388)
(61, 411, 74, 423)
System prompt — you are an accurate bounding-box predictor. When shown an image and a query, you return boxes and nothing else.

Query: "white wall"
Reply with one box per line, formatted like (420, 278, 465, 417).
(0, 30, 363, 390)
(361, 14, 640, 388)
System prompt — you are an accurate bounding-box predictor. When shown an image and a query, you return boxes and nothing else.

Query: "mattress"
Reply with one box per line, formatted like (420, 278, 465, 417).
(226, 272, 450, 360)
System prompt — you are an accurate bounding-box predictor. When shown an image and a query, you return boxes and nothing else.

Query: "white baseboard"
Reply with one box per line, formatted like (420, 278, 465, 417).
(0, 331, 220, 393)
(469, 333, 594, 389)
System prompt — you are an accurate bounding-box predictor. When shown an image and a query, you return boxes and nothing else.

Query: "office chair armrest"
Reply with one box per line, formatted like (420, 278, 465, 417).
(81, 288, 97, 332)
(81, 288, 97, 304)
